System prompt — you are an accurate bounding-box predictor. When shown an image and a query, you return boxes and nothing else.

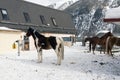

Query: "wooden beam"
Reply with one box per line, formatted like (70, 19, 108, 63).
(104, 18, 120, 22)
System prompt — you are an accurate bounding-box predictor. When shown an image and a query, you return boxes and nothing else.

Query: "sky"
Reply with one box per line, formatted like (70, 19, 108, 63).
(24, 0, 67, 6)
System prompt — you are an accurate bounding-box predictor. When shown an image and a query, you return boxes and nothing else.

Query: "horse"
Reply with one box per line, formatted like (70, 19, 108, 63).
(84, 32, 113, 54)
(26, 27, 64, 65)
(84, 36, 100, 54)
(106, 36, 120, 56)
(98, 32, 113, 54)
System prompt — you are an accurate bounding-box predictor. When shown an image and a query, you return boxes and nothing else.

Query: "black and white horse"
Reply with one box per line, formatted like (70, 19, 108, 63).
(26, 27, 64, 65)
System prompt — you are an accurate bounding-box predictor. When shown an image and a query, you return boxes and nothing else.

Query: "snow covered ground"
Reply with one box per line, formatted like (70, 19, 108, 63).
(0, 42, 120, 80)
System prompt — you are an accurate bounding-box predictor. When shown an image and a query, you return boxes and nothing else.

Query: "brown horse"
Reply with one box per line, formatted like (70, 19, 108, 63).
(98, 32, 113, 54)
(85, 32, 113, 54)
(85, 36, 100, 54)
(106, 36, 120, 56)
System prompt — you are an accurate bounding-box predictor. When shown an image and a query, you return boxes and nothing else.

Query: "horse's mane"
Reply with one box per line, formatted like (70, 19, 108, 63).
(100, 32, 113, 39)
(34, 31, 45, 38)
(85, 36, 99, 42)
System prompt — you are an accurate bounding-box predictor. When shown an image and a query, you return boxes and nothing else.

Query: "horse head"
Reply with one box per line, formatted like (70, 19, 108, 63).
(100, 32, 113, 39)
(26, 27, 34, 37)
(107, 32, 113, 36)
(84, 37, 91, 42)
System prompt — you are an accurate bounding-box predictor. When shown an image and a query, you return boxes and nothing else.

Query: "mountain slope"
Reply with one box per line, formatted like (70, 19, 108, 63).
(48, 0, 78, 10)
(65, 0, 120, 37)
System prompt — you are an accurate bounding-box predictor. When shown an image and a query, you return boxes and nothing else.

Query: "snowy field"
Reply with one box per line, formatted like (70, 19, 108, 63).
(0, 42, 120, 80)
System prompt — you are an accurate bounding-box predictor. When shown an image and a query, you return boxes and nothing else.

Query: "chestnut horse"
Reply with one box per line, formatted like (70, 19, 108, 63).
(106, 36, 120, 56)
(85, 32, 113, 54)
(85, 36, 100, 54)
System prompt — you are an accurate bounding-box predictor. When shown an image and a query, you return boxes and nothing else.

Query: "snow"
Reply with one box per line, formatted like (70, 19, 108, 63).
(0, 27, 21, 31)
(24, 0, 78, 10)
(24, 0, 77, 6)
(24, 0, 52, 6)
(104, 7, 120, 25)
(105, 7, 120, 19)
(49, 0, 78, 10)
(96, 30, 109, 35)
(0, 42, 120, 80)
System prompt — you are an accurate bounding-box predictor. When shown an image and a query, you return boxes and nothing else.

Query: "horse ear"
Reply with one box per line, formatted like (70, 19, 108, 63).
(28, 27, 35, 31)
(28, 27, 33, 30)
(26, 27, 31, 32)
(28, 27, 31, 29)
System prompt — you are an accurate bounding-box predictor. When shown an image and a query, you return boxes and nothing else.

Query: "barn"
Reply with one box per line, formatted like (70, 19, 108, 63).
(0, 0, 76, 53)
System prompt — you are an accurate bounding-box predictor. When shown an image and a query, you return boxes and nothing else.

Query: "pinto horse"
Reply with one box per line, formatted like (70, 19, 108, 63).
(106, 36, 120, 56)
(26, 27, 64, 65)
(85, 32, 113, 54)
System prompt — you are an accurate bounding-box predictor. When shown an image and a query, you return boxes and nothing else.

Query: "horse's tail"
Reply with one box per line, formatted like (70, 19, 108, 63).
(106, 36, 110, 54)
(59, 37, 64, 60)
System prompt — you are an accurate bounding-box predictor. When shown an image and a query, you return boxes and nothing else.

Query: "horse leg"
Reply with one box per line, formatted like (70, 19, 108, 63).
(107, 44, 111, 56)
(107, 43, 113, 57)
(89, 42, 91, 52)
(100, 46, 102, 54)
(103, 46, 105, 54)
(92, 44, 96, 54)
(55, 42, 64, 65)
(109, 46, 113, 57)
(59, 38, 64, 60)
(37, 47, 42, 63)
(106, 36, 113, 57)
(55, 48, 61, 65)
(104, 47, 105, 54)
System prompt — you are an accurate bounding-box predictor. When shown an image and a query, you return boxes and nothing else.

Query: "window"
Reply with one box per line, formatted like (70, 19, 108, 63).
(23, 36, 29, 50)
(40, 15, 47, 25)
(0, 9, 9, 20)
(23, 12, 31, 23)
(51, 17, 57, 26)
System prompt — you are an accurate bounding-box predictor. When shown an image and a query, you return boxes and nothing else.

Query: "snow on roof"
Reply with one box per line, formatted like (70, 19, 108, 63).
(96, 30, 109, 34)
(0, 27, 21, 31)
(105, 7, 120, 19)
(104, 7, 120, 25)
(95, 30, 110, 37)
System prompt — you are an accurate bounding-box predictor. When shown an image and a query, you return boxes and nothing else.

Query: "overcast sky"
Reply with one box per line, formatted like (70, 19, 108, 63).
(25, 0, 66, 6)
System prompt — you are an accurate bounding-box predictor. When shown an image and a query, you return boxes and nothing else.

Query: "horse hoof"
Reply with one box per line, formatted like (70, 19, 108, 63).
(57, 64, 61, 65)
(57, 63, 61, 65)
(37, 61, 42, 63)
(52, 63, 61, 65)
(111, 54, 114, 58)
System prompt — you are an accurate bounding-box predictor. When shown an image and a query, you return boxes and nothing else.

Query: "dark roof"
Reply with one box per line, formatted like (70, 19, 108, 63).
(0, 0, 76, 34)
